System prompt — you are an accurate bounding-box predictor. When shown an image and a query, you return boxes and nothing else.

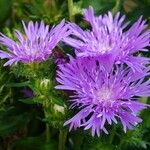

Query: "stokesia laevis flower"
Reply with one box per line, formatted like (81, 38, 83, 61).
(56, 57, 150, 136)
(63, 6, 150, 71)
(0, 20, 70, 66)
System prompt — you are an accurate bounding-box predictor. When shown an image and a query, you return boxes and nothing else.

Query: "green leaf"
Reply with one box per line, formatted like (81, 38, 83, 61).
(7, 81, 30, 87)
(0, 0, 12, 23)
(51, 94, 65, 106)
(19, 97, 36, 105)
(82, 0, 116, 14)
(13, 136, 57, 150)
(0, 111, 30, 137)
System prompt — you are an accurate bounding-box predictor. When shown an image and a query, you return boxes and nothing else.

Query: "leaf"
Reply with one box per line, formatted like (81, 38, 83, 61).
(51, 94, 65, 106)
(7, 81, 30, 87)
(0, 0, 12, 24)
(141, 109, 150, 128)
(19, 97, 36, 105)
(0, 111, 30, 137)
(82, 0, 116, 14)
(13, 136, 57, 150)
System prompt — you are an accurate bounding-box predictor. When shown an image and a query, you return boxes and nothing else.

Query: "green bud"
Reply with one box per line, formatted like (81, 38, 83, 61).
(40, 79, 51, 90)
(53, 104, 65, 114)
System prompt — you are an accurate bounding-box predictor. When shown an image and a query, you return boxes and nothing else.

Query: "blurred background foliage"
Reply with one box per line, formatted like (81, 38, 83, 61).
(0, 0, 150, 150)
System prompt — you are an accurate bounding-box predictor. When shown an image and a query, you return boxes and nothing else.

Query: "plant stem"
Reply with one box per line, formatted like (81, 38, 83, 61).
(109, 126, 115, 144)
(140, 97, 148, 104)
(112, 0, 122, 15)
(46, 123, 50, 143)
(67, 0, 74, 21)
(43, 100, 51, 143)
(58, 130, 67, 150)
(73, 134, 84, 150)
(118, 139, 124, 150)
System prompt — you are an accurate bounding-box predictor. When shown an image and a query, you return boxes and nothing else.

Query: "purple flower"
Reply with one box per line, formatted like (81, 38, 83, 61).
(21, 88, 34, 98)
(0, 20, 70, 66)
(56, 57, 150, 136)
(64, 6, 150, 71)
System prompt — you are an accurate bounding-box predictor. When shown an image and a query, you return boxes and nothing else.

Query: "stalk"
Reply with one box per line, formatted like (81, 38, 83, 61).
(112, 0, 122, 15)
(45, 123, 50, 143)
(43, 100, 51, 143)
(58, 130, 67, 150)
(109, 126, 115, 144)
(118, 139, 124, 150)
(67, 0, 74, 21)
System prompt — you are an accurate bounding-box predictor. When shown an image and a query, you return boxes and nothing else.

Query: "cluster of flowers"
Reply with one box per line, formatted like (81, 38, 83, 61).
(0, 6, 150, 136)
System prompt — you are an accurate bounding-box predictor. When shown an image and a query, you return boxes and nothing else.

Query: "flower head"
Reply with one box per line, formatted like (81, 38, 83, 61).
(64, 6, 150, 71)
(56, 57, 150, 136)
(0, 20, 70, 66)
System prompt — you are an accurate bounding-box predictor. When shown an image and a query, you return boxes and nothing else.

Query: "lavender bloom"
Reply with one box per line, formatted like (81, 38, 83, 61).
(0, 20, 70, 66)
(64, 6, 150, 71)
(22, 88, 34, 98)
(56, 57, 150, 136)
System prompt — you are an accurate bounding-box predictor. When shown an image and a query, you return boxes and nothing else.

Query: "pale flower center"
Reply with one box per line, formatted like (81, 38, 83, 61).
(97, 87, 112, 101)
(91, 41, 112, 54)
(99, 43, 111, 54)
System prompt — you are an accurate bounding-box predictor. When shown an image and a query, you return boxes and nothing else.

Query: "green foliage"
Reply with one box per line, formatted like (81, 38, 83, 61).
(124, 0, 150, 24)
(0, 61, 13, 108)
(13, 136, 57, 150)
(0, 0, 150, 150)
(0, 107, 30, 137)
(27, 0, 67, 24)
(11, 58, 56, 79)
(0, 0, 12, 25)
(117, 125, 148, 149)
(82, 0, 116, 14)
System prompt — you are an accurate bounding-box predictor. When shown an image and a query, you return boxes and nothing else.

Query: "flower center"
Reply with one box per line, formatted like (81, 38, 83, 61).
(97, 87, 112, 101)
(91, 40, 112, 54)
(99, 43, 111, 54)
